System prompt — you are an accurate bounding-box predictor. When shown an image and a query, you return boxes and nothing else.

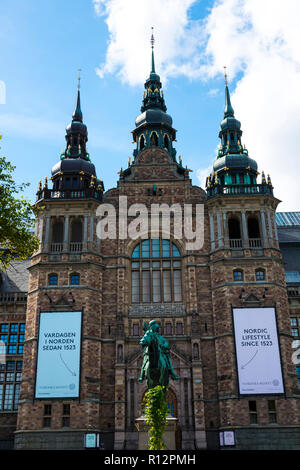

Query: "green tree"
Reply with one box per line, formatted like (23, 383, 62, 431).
(0, 141, 39, 269)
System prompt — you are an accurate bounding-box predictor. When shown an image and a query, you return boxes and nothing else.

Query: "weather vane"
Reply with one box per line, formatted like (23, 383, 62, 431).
(151, 27, 155, 49)
(223, 66, 228, 86)
(77, 68, 82, 89)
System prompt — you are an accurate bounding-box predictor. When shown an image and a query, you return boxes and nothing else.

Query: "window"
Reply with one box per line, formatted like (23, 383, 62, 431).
(268, 400, 277, 423)
(70, 220, 83, 243)
(249, 400, 258, 424)
(233, 270, 243, 282)
(228, 217, 241, 238)
(1, 323, 26, 356)
(176, 322, 183, 335)
(165, 323, 172, 335)
(70, 273, 80, 285)
(52, 220, 64, 244)
(140, 135, 145, 150)
(290, 317, 300, 337)
(150, 132, 158, 146)
(43, 404, 52, 427)
(0, 361, 23, 411)
(62, 404, 70, 427)
(131, 239, 182, 304)
(297, 366, 300, 391)
(248, 217, 260, 239)
(48, 274, 58, 286)
(133, 324, 140, 336)
(164, 135, 169, 150)
(256, 269, 265, 281)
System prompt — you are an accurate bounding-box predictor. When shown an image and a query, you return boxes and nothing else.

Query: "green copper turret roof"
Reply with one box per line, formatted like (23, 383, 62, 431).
(224, 84, 234, 118)
(72, 88, 83, 123)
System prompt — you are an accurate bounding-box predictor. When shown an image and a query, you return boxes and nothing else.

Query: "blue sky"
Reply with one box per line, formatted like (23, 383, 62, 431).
(1, 0, 300, 211)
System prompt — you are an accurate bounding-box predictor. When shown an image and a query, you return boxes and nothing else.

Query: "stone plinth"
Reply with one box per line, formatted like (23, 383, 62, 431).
(135, 415, 178, 450)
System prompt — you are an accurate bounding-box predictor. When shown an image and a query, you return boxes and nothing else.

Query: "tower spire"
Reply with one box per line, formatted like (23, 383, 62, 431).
(72, 68, 83, 123)
(151, 27, 155, 73)
(223, 66, 234, 118)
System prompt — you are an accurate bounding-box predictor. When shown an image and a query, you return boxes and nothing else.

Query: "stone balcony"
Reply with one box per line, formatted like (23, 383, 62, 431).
(207, 183, 273, 200)
(36, 187, 102, 203)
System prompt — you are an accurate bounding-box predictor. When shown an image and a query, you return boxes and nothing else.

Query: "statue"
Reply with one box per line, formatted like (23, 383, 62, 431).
(138, 320, 180, 389)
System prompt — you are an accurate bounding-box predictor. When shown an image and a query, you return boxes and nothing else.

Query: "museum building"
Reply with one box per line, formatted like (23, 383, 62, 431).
(0, 45, 300, 450)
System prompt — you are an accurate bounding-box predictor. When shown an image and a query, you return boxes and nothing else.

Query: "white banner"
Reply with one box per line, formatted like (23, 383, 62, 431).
(35, 311, 82, 398)
(233, 307, 284, 395)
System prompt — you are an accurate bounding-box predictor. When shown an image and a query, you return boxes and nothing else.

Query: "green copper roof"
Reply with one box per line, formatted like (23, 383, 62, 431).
(224, 85, 234, 118)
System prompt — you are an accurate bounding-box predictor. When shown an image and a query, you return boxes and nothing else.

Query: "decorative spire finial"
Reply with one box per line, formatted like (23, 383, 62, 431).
(223, 66, 228, 86)
(151, 27, 155, 49)
(77, 68, 81, 90)
(151, 27, 155, 73)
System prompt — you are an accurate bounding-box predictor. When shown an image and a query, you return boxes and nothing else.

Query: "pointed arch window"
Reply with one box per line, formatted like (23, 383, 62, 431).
(164, 134, 169, 150)
(150, 132, 158, 146)
(131, 239, 182, 304)
(140, 135, 145, 151)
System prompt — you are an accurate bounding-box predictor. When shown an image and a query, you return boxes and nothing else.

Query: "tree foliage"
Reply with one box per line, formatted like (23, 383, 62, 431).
(0, 153, 39, 269)
(144, 385, 168, 450)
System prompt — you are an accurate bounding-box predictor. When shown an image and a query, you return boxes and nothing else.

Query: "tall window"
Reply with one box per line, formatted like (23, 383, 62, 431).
(131, 239, 182, 303)
(52, 221, 64, 243)
(248, 217, 260, 239)
(0, 360, 23, 411)
(249, 400, 258, 424)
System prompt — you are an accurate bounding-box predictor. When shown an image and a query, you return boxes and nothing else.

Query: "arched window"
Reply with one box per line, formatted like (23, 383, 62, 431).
(256, 269, 265, 281)
(193, 343, 200, 360)
(166, 388, 177, 417)
(140, 135, 145, 151)
(164, 134, 169, 150)
(150, 132, 158, 146)
(131, 239, 182, 304)
(233, 269, 243, 282)
(48, 273, 58, 286)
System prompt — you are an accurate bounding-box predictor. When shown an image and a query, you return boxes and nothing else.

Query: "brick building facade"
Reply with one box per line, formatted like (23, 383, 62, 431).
(1, 49, 300, 450)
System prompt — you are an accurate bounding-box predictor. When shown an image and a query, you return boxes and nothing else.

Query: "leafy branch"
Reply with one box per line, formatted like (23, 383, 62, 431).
(144, 385, 168, 450)
(0, 152, 40, 269)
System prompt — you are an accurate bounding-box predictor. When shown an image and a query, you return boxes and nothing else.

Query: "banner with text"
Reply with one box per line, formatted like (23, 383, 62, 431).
(233, 307, 284, 395)
(35, 311, 82, 398)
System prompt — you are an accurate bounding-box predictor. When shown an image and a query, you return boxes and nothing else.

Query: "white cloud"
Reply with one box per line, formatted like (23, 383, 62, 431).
(200, 0, 300, 210)
(93, 0, 203, 86)
(94, 0, 300, 210)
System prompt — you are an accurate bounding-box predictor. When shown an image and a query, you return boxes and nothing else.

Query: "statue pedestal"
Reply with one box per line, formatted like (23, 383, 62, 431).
(135, 415, 178, 450)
